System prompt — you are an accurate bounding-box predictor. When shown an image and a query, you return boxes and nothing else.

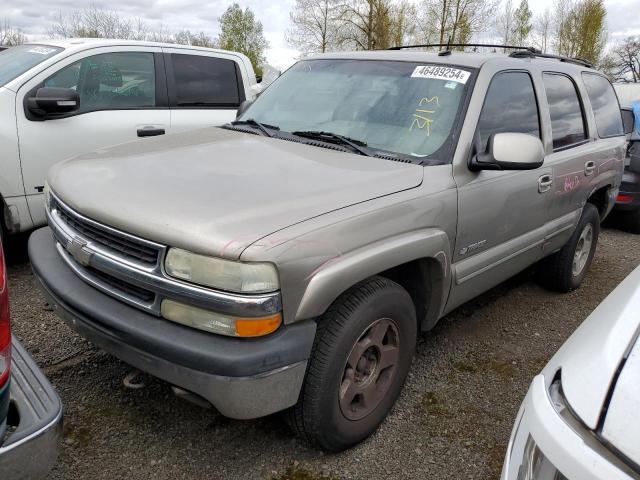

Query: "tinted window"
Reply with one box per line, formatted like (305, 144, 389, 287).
(171, 54, 240, 107)
(477, 71, 540, 152)
(0, 44, 63, 87)
(582, 73, 624, 137)
(543, 73, 587, 150)
(45, 52, 156, 112)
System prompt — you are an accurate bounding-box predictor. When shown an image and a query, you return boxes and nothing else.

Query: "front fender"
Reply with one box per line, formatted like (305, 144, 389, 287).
(294, 228, 452, 324)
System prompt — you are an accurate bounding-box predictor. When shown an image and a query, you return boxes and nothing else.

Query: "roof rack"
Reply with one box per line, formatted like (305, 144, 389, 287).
(386, 42, 594, 68)
(388, 43, 540, 53)
(508, 49, 593, 68)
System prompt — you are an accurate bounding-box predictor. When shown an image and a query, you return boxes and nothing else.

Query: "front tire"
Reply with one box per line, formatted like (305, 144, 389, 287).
(539, 203, 600, 292)
(288, 276, 417, 452)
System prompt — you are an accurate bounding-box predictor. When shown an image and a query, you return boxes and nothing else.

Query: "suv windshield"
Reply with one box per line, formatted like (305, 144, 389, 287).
(0, 44, 63, 87)
(240, 59, 473, 160)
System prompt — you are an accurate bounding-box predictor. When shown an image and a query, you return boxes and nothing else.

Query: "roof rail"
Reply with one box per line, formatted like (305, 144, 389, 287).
(509, 50, 593, 68)
(387, 43, 540, 53)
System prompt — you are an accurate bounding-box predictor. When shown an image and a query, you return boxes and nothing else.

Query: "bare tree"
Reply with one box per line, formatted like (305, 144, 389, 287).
(601, 37, 640, 82)
(496, 0, 515, 44)
(534, 8, 553, 52)
(1, 19, 27, 46)
(389, 0, 418, 47)
(417, 0, 496, 47)
(336, 0, 394, 50)
(288, 0, 339, 54)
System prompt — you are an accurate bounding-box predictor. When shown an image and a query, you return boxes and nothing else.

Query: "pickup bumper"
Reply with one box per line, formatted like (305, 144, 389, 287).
(0, 338, 62, 480)
(29, 228, 316, 419)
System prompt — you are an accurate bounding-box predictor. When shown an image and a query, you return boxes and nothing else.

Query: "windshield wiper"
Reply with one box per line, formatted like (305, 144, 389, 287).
(291, 130, 372, 157)
(230, 119, 280, 138)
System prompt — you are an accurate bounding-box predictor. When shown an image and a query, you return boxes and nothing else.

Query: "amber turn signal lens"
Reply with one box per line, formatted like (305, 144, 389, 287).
(235, 313, 282, 337)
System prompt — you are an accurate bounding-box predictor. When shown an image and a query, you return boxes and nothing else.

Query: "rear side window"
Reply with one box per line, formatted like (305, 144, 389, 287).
(477, 71, 540, 152)
(170, 54, 241, 107)
(543, 73, 587, 150)
(582, 73, 624, 137)
(44, 52, 156, 113)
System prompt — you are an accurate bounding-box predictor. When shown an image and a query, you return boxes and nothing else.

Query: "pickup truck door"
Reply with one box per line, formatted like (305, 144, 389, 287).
(447, 70, 552, 312)
(15, 46, 170, 226)
(162, 48, 250, 134)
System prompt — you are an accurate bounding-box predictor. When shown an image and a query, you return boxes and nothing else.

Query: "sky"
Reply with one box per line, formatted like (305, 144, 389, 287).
(2, 0, 640, 70)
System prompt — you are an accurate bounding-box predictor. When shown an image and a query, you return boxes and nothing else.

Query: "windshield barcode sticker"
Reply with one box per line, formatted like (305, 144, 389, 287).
(411, 65, 470, 84)
(28, 47, 57, 55)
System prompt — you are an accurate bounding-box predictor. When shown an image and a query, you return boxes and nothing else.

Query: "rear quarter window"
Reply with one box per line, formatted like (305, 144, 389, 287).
(582, 73, 624, 137)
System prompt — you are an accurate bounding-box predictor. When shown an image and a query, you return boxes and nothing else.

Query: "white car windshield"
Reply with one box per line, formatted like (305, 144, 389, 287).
(0, 44, 63, 87)
(240, 59, 473, 159)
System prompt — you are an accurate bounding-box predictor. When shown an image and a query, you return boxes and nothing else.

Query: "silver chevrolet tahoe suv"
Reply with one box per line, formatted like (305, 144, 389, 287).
(29, 49, 629, 452)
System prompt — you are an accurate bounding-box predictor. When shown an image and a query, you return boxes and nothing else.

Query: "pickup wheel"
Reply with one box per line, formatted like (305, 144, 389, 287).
(539, 203, 600, 292)
(287, 276, 417, 452)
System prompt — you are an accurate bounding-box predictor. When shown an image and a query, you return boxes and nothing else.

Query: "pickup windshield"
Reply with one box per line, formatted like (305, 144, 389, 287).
(0, 44, 63, 87)
(240, 59, 473, 160)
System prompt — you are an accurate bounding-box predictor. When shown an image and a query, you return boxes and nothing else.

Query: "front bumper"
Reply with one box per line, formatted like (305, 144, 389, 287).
(0, 338, 62, 480)
(501, 375, 636, 480)
(29, 227, 316, 419)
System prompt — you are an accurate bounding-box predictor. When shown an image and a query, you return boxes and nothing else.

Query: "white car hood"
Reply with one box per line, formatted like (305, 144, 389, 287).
(543, 266, 640, 441)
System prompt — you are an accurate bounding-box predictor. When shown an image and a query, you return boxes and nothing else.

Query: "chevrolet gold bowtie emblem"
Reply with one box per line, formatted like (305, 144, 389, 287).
(67, 237, 91, 267)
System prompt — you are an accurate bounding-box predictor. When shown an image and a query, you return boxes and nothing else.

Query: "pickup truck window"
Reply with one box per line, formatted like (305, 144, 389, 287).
(476, 71, 540, 152)
(582, 73, 624, 138)
(0, 44, 63, 87)
(44, 52, 156, 112)
(170, 54, 241, 107)
(543, 73, 588, 150)
(243, 59, 472, 159)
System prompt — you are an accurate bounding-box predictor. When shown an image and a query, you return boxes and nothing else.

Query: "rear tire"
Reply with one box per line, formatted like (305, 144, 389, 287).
(287, 276, 417, 452)
(539, 203, 600, 292)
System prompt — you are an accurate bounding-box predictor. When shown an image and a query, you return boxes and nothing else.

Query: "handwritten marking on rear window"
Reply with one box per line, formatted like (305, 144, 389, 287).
(410, 96, 439, 135)
(411, 65, 470, 84)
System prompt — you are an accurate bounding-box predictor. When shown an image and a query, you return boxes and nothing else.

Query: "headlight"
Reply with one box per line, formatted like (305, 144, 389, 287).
(516, 436, 567, 480)
(164, 248, 279, 293)
(161, 299, 281, 337)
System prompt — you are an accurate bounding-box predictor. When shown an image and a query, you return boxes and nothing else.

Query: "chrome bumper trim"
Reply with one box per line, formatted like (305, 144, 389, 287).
(46, 194, 282, 318)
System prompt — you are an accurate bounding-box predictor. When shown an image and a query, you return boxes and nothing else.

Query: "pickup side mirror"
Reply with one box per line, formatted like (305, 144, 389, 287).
(621, 107, 635, 135)
(470, 132, 545, 171)
(236, 100, 253, 119)
(26, 87, 80, 120)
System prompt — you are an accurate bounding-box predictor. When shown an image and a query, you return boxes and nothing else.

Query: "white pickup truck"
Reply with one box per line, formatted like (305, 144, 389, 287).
(0, 39, 261, 238)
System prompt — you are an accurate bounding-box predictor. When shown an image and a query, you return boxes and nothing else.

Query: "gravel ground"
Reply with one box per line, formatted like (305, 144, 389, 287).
(4, 225, 640, 480)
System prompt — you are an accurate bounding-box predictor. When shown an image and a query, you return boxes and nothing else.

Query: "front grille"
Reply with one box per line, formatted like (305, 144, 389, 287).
(86, 266, 156, 303)
(52, 198, 160, 266)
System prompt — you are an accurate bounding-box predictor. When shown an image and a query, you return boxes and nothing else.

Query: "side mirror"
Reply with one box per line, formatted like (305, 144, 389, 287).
(236, 100, 253, 119)
(471, 132, 545, 171)
(27, 87, 80, 120)
(621, 107, 635, 135)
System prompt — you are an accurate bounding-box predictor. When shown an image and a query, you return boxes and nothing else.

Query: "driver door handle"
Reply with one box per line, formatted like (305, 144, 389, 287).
(137, 127, 165, 138)
(584, 161, 596, 176)
(538, 174, 553, 193)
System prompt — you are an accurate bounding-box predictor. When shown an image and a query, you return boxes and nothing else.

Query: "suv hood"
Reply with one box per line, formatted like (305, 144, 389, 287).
(543, 266, 640, 465)
(48, 127, 423, 258)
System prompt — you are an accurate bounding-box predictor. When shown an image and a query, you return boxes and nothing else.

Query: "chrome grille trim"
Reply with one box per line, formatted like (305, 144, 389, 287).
(47, 192, 282, 318)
